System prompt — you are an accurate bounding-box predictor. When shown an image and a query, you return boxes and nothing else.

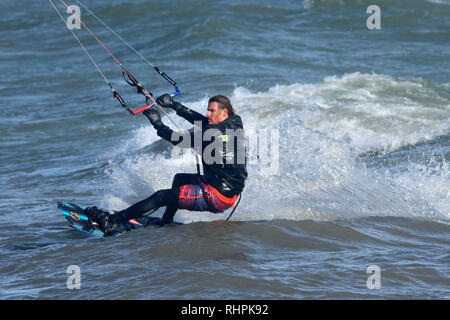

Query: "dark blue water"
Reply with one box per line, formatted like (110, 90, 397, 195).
(0, 0, 448, 299)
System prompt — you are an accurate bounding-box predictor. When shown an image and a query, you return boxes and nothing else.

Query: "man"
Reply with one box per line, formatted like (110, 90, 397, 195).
(85, 94, 247, 235)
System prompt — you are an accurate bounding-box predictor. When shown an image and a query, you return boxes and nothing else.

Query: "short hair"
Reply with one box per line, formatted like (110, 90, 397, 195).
(208, 95, 235, 116)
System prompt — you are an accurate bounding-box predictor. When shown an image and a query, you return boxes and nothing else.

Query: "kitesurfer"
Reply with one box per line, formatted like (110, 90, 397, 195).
(85, 94, 247, 235)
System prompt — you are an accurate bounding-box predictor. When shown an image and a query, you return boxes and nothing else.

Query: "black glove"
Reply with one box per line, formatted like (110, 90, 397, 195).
(143, 108, 162, 127)
(156, 94, 175, 109)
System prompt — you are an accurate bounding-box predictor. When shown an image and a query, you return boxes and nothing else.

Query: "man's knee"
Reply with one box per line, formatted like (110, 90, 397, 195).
(152, 189, 169, 202)
(155, 187, 179, 206)
(172, 173, 195, 188)
(171, 173, 183, 187)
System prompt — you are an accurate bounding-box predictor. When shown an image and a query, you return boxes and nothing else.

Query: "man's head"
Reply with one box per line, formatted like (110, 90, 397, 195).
(206, 95, 234, 125)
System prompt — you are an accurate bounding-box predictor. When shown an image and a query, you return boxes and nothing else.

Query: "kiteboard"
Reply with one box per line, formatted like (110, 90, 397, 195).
(58, 201, 181, 237)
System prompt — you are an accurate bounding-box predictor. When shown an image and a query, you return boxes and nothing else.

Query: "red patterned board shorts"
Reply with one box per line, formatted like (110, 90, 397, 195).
(178, 183, 238, 213)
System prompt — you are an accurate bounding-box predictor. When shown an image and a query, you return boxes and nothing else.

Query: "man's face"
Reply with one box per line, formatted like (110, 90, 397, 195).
(206, 101, 228, 125)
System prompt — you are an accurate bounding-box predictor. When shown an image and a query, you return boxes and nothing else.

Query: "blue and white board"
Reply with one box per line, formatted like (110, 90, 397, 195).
(58, 202, 181, 237)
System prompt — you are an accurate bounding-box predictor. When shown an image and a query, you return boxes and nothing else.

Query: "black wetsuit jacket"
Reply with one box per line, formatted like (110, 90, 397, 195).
(153, 103, 247, 198)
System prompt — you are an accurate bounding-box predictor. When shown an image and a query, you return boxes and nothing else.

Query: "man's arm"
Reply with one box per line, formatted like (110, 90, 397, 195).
(157, 94, 207, 126)
(172, 102, 208, 125)
(143, 108, 194, 149)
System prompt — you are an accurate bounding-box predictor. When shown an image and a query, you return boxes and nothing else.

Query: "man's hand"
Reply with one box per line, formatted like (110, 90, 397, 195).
(143, 108, 162, 127)
(156, 94, 175, 109)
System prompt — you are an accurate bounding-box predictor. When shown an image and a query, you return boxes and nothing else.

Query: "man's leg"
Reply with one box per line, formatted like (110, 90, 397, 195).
(115, 188, 178, 222)
(160, 173, 200, 224)
(86, 173, 200, 233)
(120, 173, 199, 225)
(160, 203, 177, 225)
(85, 188, 177, 234)
(171, 173, 200, 188)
